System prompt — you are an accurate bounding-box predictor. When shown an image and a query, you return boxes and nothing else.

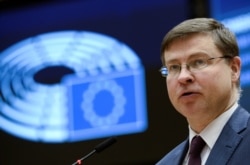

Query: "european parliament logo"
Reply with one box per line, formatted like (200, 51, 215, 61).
(0, 31, 147, 143)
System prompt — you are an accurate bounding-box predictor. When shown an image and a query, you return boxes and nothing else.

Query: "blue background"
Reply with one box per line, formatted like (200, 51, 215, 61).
(1, 0, 250, 164)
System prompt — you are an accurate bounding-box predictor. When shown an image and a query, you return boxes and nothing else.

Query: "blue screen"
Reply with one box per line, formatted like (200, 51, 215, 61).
(0, 30, 147, 142)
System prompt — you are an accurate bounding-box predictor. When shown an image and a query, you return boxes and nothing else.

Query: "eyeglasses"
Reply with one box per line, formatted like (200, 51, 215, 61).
(160, 55, 232, 77)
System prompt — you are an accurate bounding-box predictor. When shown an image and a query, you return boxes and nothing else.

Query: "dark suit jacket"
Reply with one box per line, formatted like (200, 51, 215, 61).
(156, 106, 250, 165)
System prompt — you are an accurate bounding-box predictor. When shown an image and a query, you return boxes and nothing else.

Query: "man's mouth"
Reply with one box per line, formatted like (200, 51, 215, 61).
(182, 92, 194, 96)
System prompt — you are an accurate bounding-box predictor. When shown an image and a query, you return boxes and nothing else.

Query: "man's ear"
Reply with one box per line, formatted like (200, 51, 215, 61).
(231, 56, 241, 82)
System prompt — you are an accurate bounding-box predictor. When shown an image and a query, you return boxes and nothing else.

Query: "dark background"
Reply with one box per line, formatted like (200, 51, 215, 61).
(0, 0, 223, 164)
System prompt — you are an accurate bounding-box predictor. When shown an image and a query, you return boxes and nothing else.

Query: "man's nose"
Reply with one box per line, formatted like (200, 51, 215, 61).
(177, 65, 194, 83)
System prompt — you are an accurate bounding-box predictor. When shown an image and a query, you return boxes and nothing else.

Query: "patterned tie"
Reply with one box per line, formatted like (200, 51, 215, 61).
(188, 136, 206, 165)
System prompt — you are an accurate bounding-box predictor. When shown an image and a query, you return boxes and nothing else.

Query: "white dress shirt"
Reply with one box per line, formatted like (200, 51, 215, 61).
(183, 102, 238, 165)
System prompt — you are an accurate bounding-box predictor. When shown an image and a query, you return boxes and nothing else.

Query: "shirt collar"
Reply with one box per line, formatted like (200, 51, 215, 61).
(189, 102, 238, 149)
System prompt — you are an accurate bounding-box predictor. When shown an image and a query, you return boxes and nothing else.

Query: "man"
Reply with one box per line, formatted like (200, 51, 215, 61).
(157, 18, 250, 165)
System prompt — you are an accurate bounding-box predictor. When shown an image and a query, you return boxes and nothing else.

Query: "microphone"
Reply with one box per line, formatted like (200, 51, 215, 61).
(71, 137, 117, 165)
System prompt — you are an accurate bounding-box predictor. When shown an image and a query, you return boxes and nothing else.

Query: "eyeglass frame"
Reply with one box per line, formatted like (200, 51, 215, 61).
(159, 55, 232, 77)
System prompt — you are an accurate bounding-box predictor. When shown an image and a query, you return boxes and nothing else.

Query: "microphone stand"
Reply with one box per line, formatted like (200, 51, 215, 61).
(72, 150, 96, 165)
(71, 137, 117, 165)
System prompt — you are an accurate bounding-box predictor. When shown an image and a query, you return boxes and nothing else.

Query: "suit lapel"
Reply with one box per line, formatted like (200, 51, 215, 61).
(156, 139, 189, 165)
(205, 106, 249, 165)
(171, 139, 189, 165)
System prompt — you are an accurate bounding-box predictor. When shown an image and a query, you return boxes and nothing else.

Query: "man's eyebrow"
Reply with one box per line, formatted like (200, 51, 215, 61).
(164, 58, 178, 64)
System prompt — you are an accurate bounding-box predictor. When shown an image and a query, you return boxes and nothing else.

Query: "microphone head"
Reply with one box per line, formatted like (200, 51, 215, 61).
(94, 137, 117, 153)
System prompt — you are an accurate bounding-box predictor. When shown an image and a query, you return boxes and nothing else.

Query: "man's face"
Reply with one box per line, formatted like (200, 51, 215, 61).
(163, 33, 241, 125)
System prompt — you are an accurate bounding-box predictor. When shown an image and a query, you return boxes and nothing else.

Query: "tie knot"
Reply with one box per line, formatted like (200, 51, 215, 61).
(189, 136, 206, 155)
